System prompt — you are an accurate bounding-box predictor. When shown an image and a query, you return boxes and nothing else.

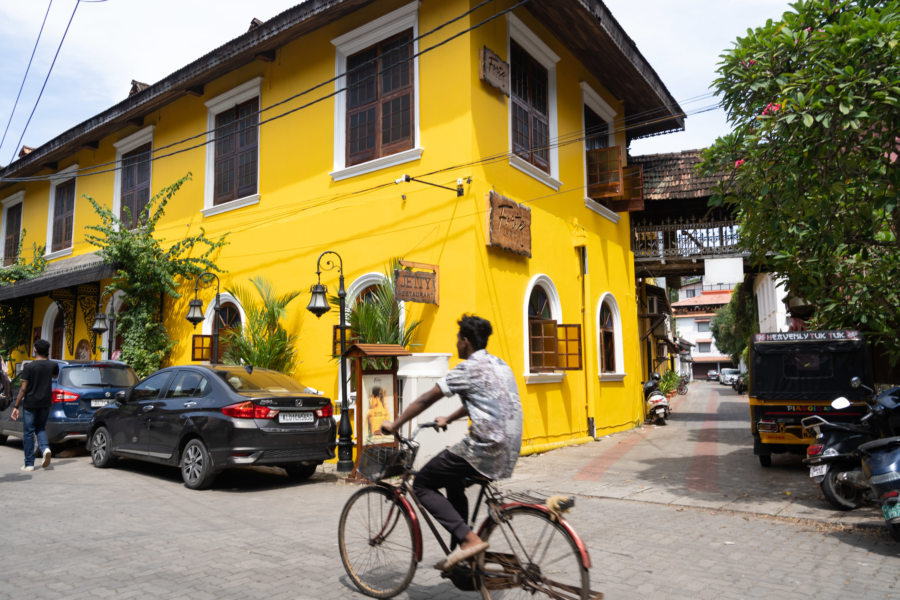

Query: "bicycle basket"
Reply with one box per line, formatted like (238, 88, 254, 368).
(357, 445, 406, 481)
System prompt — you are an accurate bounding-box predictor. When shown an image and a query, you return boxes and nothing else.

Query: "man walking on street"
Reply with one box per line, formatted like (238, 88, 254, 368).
(381, 314, 522, 570)
(10, 339, 59, 472)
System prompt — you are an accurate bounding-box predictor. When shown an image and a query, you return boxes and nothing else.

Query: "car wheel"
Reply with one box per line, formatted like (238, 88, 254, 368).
(284, 463, 318, 481)
(90, 426, 116, 468)
(181, 439, 217, 490)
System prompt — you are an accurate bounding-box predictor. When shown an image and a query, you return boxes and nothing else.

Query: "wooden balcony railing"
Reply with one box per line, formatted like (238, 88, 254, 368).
(632, 217, 743, 260)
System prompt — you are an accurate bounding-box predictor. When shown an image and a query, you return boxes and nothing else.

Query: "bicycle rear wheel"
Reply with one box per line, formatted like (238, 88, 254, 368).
(338, 485, 417, 598)
(477, 505, 589, 600)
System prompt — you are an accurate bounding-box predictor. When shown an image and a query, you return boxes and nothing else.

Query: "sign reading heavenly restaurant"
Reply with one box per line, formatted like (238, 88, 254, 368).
(479, 46, 509, 96)
(487, 191, 531, 257)
(395, 261, 439, 305)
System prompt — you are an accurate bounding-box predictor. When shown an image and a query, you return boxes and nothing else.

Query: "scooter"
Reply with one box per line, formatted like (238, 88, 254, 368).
(802, 414, 877, 510)
(643, 373, 669, 426)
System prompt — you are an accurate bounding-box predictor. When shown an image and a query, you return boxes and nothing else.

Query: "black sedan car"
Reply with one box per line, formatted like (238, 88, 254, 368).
(88, 365, 336, 489)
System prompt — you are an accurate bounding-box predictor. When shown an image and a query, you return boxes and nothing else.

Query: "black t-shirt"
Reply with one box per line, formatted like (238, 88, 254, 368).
(21, 360, 59, 410)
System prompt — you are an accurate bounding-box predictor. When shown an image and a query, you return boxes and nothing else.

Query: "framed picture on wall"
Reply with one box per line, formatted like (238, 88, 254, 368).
(360, 374, 395, 446)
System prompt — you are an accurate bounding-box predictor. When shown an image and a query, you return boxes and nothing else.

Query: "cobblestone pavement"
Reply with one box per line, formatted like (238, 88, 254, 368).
(2, 382, 899, 600)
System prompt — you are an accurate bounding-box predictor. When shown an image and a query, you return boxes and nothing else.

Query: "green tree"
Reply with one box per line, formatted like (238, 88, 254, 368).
(221, 277, 301, 373)
(711, 282, 759, 364)
(700, 0, 899, 353)
(0, 235, 47, 358)
(85, 174, 227, 376)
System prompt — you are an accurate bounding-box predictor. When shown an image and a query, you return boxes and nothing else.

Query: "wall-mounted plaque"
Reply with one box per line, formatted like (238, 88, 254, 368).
(479, 46, 509, 96)
(488, 191, 531, 257)
(395, 261, 439, 305)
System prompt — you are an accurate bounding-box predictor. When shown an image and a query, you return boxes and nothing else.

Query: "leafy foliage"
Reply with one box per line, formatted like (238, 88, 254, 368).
(658, 369, 681, 394)
(0, 232, 46, 287)
(0, 235, 48, 358)
(711, 281, 759, 364)
(85, 174, 227, 376)
(700, 0, 899, 351)
(221, 277, 301, 373)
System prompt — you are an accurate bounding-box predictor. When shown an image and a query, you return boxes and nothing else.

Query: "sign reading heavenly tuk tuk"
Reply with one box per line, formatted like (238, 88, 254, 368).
(395, 260, 439, 305)
(479, 46, 509, 96)
(487, 191, 531, 257)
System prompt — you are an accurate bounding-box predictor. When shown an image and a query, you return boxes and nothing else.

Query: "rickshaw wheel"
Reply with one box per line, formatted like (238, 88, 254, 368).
(887, 522, 900, 542)
(758, 454, 772, 467)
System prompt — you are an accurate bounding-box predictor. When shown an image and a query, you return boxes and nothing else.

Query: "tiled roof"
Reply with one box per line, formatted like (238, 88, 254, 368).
(671, 290, 733, 308)
(630, 149, 724, 201)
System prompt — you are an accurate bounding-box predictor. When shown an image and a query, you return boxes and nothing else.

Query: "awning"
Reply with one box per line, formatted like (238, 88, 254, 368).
(0, 253, 114, 302)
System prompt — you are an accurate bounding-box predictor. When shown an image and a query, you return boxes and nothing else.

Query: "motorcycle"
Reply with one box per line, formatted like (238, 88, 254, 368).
(802, 413, 877, 510)
(643, 373, 669, 426)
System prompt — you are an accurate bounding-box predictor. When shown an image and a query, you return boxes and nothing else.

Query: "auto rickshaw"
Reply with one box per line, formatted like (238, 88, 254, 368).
(749, 330, 873, 467)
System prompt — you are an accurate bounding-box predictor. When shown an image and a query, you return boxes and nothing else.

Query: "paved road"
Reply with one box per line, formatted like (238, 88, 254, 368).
(2, 382, 899, 599)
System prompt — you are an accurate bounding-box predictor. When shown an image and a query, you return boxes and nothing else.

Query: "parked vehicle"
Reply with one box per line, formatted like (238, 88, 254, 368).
(732, 372, 748, 394)
(749, 331, 871, 467)
(677, 375, 689, 395)
(0, 360, 138, 448)
(643, 373, 669, 425)
(719, 368, 740, 386)
(707, 370, 719, 381)
(87, 364, 336, 489)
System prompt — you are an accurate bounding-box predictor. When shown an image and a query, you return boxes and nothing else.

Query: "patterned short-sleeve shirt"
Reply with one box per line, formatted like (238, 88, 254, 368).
(437, 349, 523, 480)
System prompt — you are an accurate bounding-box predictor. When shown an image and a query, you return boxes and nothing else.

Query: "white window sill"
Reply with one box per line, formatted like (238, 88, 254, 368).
(509, 155, 562, 191)
(202, 194, 260, 218)
(331, 147, 424, 182)
(44, 247, 73, 261)
(584, 197, 620, 223)
(598, 372, 626, 382)
(525, 372, 565, 385)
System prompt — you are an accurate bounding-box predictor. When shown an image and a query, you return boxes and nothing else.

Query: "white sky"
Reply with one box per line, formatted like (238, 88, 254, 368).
(0, 0, 793, 166)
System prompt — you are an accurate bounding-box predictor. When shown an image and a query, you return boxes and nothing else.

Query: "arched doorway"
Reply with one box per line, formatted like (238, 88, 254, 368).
(51, 310, 64, 359)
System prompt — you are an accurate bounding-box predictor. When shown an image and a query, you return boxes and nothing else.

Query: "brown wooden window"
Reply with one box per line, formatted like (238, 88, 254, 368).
(191, 302, 241, 362)
(51, 178, 75, 252)
(527, 286, 582, 372)
(120, 143, 151, 228)
(599, 303, 616, 373)
(3, 202, 22, 266)
(192, 335, 213, 362)
(214, 97, 259, 205)
(511, 40, 549, 172)
(346, 29, 413, 167)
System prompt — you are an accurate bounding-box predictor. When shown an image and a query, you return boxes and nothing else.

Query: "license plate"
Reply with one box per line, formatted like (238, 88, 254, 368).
(90, 399, 108, 408)
(809, 464, 827, 478)
(882, 503, 900, 521)
(279, 412, 314, 424)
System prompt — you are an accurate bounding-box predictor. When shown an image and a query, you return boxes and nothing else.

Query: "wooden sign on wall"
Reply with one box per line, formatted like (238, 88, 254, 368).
(479, 46, 509, 96)
(395, 261, 439, 305)
(487, 191, 531, 257)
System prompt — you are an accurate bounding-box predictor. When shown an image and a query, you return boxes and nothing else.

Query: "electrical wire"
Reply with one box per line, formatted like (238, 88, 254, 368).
(8, 0, 81, 165)
(0, 0, 54, 158)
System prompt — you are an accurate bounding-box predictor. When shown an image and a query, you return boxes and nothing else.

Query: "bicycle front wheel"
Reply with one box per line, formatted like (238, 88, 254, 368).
(338, 485, 417, 599)
(477, 506, 589, 600)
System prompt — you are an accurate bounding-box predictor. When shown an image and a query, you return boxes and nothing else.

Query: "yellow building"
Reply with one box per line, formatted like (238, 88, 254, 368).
(0, 0, 683, 454)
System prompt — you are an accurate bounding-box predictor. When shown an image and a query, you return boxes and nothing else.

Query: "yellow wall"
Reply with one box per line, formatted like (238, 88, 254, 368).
(0, 0, 645, 448)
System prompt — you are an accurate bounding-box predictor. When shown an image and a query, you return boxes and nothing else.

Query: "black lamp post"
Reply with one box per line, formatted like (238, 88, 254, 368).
(306, 250, 353, 472)
(91, 290, 117, 359)
(186, 272, 221, 365)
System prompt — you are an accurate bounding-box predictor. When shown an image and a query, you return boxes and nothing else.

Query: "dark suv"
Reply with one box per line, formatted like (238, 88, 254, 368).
(0, 360, 139, 447)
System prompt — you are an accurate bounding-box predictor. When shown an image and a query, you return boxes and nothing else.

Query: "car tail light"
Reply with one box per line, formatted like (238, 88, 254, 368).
(757, 420, 779, 433)
(883, 491, 900, 500)
(807, 444, 823, 457)
(222, 401, 279, 419)
(315, 403, 334, 418)
(52, 389, 80, 403)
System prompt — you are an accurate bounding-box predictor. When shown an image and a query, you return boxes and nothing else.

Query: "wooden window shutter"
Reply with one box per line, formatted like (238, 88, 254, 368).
(528, 319, 557, 372)
(192, 335, 212, 362)
(3, 203, 22, 266)
(556, 324, 582, 370)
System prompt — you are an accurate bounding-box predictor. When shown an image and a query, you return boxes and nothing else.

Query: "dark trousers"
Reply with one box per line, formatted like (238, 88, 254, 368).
(413, 449, 483, 546)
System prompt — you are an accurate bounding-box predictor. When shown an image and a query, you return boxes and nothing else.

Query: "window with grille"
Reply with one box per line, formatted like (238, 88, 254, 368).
(51, 179, 75, 252)
(3, 202, 21, 266)
(214, 97, 259, 205)
(346, 29, 413, 167)
(527, 286, 581, 372)
(120, 143, 151, 228)
(599, 302, 616, 373)
(510, 40, 549, 172)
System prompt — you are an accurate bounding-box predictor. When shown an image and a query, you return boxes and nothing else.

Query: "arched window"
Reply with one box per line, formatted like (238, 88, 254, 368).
(597, 294, 624, 378)
(51, 310, 64, 360)
(523, 275, 582, 376)
(192, 294, 246, 362)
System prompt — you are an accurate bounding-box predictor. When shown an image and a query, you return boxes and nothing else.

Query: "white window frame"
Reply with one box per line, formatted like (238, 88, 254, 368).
(203, 77, 262, 217)
(45, 164, 78, 260)
(596, 293, 626, 381)
(523, 274, 565, 384)
(330, 1, 423, 181)
(113, 125, 155, 226)
(41, 301, 65, 356)
(200, 292, 248, 335)
(507, 13, 561, 191)
(1, 191, 25, 266)
(580, 82, 620, 223)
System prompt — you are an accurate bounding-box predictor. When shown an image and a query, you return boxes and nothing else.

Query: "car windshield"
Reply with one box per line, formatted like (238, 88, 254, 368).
(58, 365, 139, 388)
(216, 368, 312, 396)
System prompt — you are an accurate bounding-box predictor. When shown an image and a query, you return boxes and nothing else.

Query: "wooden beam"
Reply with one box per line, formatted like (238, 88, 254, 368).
(255, 50, 276, 62)
(185, 85, 204, 97)
(128, 117, 143, 128)
(81, 140, 99, 151)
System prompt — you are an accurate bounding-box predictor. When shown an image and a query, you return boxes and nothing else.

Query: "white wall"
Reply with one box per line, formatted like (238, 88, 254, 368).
(703, 257, 744, 286)
(754, 273, 789, 333)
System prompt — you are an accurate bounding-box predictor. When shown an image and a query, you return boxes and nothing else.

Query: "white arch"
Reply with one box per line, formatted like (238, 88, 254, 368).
(596, 292, 625, 379)
(40, 302, 64, 357)
(100, 291, 126, 355)
(522, 274, 563, 378)
(200, 292, 247, 335)
(346, 272, 407, 334)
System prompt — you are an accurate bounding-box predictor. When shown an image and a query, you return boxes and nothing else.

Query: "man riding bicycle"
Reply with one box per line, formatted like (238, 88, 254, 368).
(380, 314, 523, 570)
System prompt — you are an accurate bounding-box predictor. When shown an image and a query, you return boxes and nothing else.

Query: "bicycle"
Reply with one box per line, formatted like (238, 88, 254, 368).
(337, 422, 600, 599)
(677, 375, 689, 396)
